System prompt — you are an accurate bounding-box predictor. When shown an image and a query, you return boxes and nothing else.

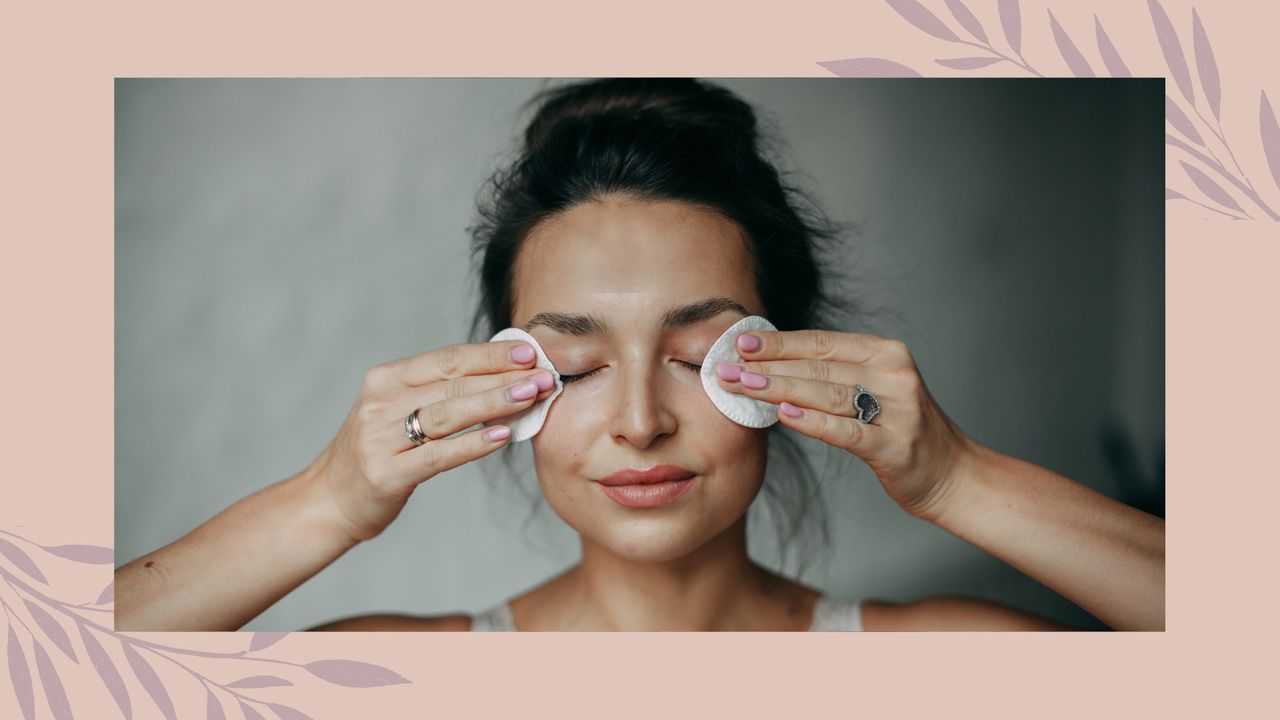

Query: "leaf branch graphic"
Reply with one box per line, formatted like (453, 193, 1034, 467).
(816, 0, 1280, 221)
(1, 529, 410, 720)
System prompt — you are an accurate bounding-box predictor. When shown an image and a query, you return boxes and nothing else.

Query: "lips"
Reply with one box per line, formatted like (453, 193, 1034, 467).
(598, 465, 696, 486)
(596, 465, 697, 509)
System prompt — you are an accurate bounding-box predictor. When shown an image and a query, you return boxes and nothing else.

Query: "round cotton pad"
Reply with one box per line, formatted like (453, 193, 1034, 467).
(700, 315, 781, 428)
(485, 328, 564, 442)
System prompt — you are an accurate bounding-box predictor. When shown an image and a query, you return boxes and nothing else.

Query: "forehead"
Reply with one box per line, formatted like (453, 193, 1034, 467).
(511, 196, 761, 327)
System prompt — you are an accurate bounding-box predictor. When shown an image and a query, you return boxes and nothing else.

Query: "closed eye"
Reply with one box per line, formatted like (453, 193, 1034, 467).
(560, 360, 703, 385)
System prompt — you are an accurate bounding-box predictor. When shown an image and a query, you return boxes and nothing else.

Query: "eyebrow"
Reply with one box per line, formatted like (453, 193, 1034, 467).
(522, 297, 752, 336)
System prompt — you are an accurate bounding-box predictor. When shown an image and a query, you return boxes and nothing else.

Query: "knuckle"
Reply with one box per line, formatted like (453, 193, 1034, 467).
(434, 344, 465, 378)
(357, 399, 384, 424)
(363, 363, 394, 391)
(425, 400, 451, 432)
(444, 377, 468, 401)
(844, 417, 863, 448)
(886, 338, 910, 359)
(807, 358, 831, 382)
(826, 381, 851, 411)
(811, 330, 837, 358)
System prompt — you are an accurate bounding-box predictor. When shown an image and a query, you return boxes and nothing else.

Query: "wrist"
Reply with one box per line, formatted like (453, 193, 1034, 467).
(907, 434, 989, 525)
(288, 458, 371, 551)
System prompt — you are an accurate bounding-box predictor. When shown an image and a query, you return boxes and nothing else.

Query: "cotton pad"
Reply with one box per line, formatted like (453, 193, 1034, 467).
(700, 315, 781, 428)
(485, 328, 564, 442)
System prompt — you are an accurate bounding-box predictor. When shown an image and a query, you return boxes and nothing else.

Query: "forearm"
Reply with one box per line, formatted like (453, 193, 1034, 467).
(115, 468, 359, 631)
(929, 441, 1165, 630)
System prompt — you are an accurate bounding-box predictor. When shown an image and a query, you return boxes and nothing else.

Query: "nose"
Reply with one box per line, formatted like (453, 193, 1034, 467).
(608, 359, 678, 450)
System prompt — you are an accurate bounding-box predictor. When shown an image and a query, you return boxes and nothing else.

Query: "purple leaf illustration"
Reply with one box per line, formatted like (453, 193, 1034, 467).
(1166, 133, 1213, 167)
(998, 0, 1021, 54)
(122, 643, 178, 720)
(239, 701, 268, 720)
(78, 624, 132, 720)
(885, 0, 960, 42)
(935, 56, 1002, 70)
(267, 703, 315, 720)
(303, 660, 410, 688)
(1148, 0, 1194, 105)
(1191, 10, 1221, 120)
(1048, 10, 1095, 77)
(42, 544, 114, 564)
(1165, 188, 1187, 200)
(206, 690, 225, 720)
(818, 58, 922, 77)
(95, 580, 114, 606)
(0, 538, 48, 584)
(226, 675, 293, 689)
(1181, 160, 1245, 213)
(6, 625, 35, 720)
(944, 0, 988, 43)
(1260, 91, 1280, 194)
(1166, 95, 1204, 145)
(21, 599, 78, 664)
(31, 641, 73, 720)
(248, 632, 287, 652)
(1094, 16, 1132, 78)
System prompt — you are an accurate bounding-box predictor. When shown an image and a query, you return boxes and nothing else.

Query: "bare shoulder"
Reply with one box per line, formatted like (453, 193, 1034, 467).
(308, 612, 473, 631)
(860, 595, 1080, 631)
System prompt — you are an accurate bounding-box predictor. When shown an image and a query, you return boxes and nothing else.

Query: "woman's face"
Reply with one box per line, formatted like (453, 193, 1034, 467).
(511, 196, 769, 563)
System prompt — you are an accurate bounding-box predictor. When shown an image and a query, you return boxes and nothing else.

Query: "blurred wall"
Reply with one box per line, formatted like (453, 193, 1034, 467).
(116, 78, 1163, 630)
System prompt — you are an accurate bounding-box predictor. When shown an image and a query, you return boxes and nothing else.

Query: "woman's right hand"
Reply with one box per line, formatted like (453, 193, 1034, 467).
(307, 339, 556, 543)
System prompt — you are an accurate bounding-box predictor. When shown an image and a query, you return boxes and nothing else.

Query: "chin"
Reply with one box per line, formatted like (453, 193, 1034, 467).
(588, 513, 726, 563)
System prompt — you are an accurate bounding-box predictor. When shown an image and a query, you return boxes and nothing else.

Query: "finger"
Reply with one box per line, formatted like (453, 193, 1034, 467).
(386, 423, 514, 486)
(725, 370, 881, 420)
(384, 340, 539, 387)
(416, 367, 558, 409)
(393, 370, 557, 452)
(713, 358, 864, 387)
(775, 402, 889, 457)
(734, 329, 890, 364)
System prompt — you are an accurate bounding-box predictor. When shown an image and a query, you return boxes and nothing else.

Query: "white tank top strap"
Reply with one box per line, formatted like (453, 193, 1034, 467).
(470, 593, 863, 631)
(807, 593, 864, 632)
(470, 601, 516, 631)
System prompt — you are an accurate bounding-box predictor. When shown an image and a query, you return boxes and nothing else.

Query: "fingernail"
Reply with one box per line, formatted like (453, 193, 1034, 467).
(737, 334, 762, 353)
(716, 363, 743, 382)
(780, 402, 805, 418)
(510, 344, 535, 364)
(508, 381, 538, 401)
(484, 425, 511, 442)
(740, 371, 769, 390)
(531, 370, 555, 391)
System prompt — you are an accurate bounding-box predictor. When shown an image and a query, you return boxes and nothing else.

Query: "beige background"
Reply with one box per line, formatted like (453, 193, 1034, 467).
(2, 0, 1277, 717)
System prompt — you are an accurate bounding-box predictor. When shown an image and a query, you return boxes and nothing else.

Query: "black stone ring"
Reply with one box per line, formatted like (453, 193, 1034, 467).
(853, 384, 881, 424)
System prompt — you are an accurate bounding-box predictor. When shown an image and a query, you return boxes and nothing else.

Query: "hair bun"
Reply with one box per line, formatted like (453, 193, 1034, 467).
(520, 78, 759, 155)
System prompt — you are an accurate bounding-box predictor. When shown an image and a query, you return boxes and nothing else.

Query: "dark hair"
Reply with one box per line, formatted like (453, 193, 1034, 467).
(465, 78, 868, 577)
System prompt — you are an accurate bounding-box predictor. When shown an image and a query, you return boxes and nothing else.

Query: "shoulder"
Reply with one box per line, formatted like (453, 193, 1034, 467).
(308, 612, 474, 631)
(860, 595, 1078, 631)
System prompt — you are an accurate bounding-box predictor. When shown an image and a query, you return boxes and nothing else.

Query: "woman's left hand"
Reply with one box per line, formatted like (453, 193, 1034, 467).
(716, 329, 978, 522)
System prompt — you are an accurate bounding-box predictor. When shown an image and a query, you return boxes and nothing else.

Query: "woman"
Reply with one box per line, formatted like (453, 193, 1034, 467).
(115, 79, 1164, 631)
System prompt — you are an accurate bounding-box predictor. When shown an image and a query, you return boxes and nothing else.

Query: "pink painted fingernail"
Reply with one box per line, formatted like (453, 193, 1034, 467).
(736, 334, 762, 353)
(531, 370, 555, 391)
(716, 363, 743, 382)
(740, 371, 769, 390)
(780, 402, 805, 419)
(508, 381, 538, 401)
(484, 425, 511, 442)
(510, 344, 535, 364)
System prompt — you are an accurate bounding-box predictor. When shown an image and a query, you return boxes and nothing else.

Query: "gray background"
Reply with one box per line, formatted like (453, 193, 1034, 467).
(116, 78, 1163, 631)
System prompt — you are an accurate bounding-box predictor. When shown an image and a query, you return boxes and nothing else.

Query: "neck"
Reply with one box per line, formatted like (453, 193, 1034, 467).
(558, 515, 787, 631)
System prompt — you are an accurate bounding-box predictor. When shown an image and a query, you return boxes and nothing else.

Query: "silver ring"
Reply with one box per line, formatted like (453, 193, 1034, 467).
(404, 408, 430, 446)
(853, 384, 880, 424)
